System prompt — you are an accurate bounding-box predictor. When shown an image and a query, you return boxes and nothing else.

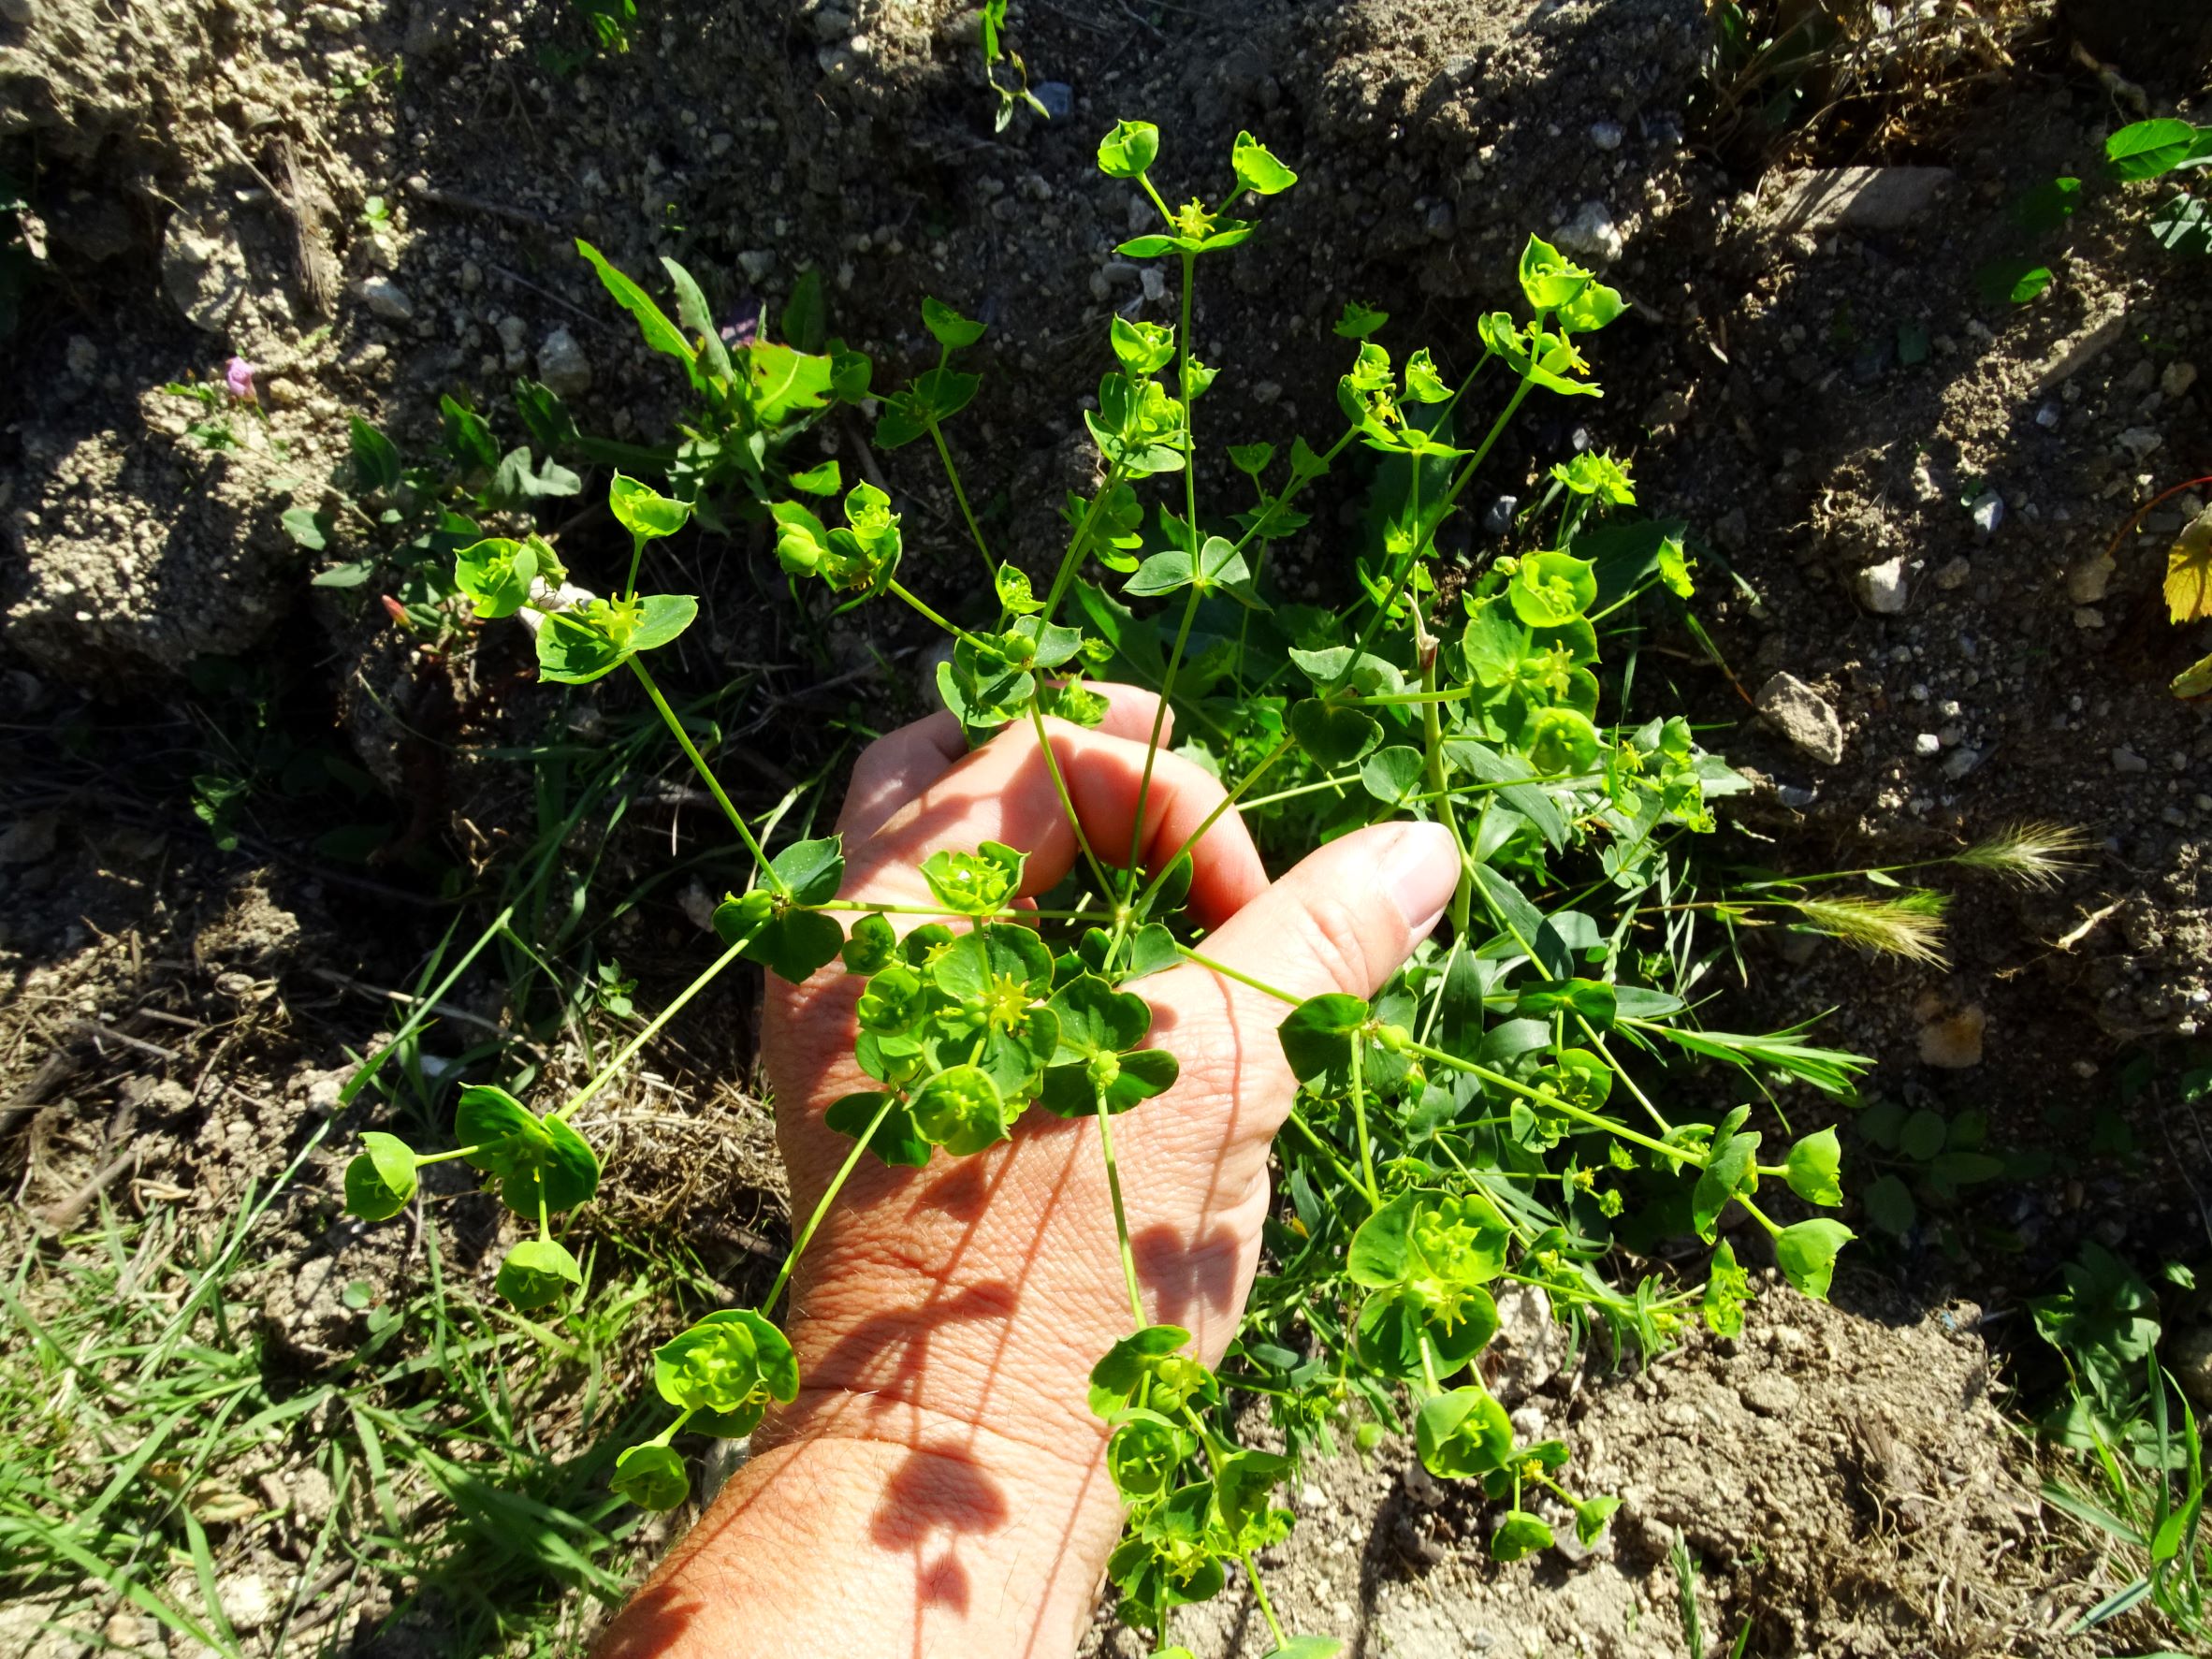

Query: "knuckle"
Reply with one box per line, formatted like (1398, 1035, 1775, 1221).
(1295, 891, 1377, 994)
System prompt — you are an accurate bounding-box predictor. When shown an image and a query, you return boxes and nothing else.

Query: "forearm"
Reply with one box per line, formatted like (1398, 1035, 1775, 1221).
(595, 1390, 1123, 1658)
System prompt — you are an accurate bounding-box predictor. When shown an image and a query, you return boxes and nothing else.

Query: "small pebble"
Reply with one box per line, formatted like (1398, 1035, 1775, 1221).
(2162, 361, 2198, 399)
(1589, 120, 1624, 152)
(1969, 490, 2003, 536)
(2034, 400, 2060, 429)
(2111, 746, 2149, 774)
(1483, 495, 1519, 536)
(1914, 732, 1942, 756)
(1856, 557, 1909, 615)
(358, 276, 414, 321)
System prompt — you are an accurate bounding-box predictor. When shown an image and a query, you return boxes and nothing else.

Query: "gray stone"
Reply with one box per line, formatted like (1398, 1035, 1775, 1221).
(2032, 305, 2128, 395)
(2163, 361, 2199, 399)
(1755, 672, 1845, 765)
(358, 276, 414, 321)
(1970, 490, 2003, 536)
(1589, 119, 1624, 152)
(216, 1572, 274, 1634)
(1033, 80, 1074, 121)
(1856, 557, 1910, 615)
(1554, 199, 1622, 264)
(1739, 1373, 1802, 1418)
(2176, 1326, 2212, 1410)
(1766, 166, 1955, 235)
(737, 248, 776, 283)
(536, 327, 591, 398)
(160, 199, 248, 331)
(2112, 746, 2150, 774)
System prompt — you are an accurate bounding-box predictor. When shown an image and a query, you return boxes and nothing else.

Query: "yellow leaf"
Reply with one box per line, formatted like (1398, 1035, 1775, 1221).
(2175, 649, 2212, 700)
(2166, 506, 2212, 624)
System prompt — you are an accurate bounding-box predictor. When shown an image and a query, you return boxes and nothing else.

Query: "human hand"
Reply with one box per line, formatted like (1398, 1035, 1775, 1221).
(601, 684, 1457, 1658)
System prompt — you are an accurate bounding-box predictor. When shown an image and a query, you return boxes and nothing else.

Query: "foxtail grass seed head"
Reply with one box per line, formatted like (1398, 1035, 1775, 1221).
(1949, 822, 2090, 888)
(1790, 893, 1950, 968)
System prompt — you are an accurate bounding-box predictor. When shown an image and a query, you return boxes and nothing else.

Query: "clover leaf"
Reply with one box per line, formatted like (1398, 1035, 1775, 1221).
(611, 1443, 690, 1512)
(495, 1238, 582, 1311)
(343, 1131, 418, 1222)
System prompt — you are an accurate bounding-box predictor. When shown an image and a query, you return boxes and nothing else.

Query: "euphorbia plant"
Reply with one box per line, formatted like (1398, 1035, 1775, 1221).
(339, 121, 1900, 1653)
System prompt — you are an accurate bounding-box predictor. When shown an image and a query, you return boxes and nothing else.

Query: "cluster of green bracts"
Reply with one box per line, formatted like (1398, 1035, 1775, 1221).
(334, 116, 1873, 1658)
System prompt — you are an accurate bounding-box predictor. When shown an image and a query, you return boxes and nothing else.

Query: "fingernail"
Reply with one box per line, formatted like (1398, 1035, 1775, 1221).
(1382, 822, 1459, 938)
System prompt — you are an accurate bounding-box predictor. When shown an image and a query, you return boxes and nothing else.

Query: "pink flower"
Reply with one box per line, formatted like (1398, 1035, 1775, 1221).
(225, 357, 257, 401)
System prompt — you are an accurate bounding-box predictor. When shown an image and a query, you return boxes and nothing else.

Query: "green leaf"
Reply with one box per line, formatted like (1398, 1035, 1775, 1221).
(1333, 300, 1389, 340)
(1517, 234, 1591, 311)
(1098, 118, 1161, 179)
(1899, 1108, 1947, 1162)
(1691, 1128, 1761, 1241)
(1110, 315, 1176, 378)
(659, 255, 732, 383)
(1491, 1510, 1553, 1562)
(576, 238, 699, 385)
(714, 890, 845, 984)
(495, 1238, 582, 1311)
(2106, 118, 2200, 181)
(1862, 1172, 1917, 1237)
(1116, 234, 1175, 258)
(1213, 1448, 1294, 1550)
(919, 841, 1026, 914)
(1105, 1408, 1191, 1503)
(1125, 548, 1194, 597)
(1784, 1126, 1843, 1207)
(768, 836, 845, 905)
(2015, 175, 2083, 232)
(1415, 1385, 1514, 1477)
(654, 1309, 799, 1427)
(823, 1089, 932, 1169)
(608, 473, 691, 542)
(1346, 1190, 1422, 1287)
(1507, 550, 1598, 626)
(2150, 192, 2212, 257)
(1266, 1640, 1346, 1659)
(453, 535, 540, 619)
(1976, 257, 2052, 306)
(455, 1085, 549, 1171)
(349, 416, 401, 492)
(1278, 994, 1369, 1082)
(841, 911, 896, 973)
(1231, 130, 1298, 196)
(1288, 699, 1382, 767)
(910, 1064, 1012, 1157)
(610, 1443, 689, 1511)
(343, 1131, 417, 1222)
(282, 506, 331, 551)
(1703, 1240, 1751, 1338)
(1360, 744, 1425, 807)
(1088, 1324, 1213, 1417)
(783, 269, 829, 353)
(1774, 1218, 1855, 1300)
(922, 295, 988, 349)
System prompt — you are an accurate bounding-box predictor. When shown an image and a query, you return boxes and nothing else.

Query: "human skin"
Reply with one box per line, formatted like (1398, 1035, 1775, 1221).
(596, 683, 1458, 1659)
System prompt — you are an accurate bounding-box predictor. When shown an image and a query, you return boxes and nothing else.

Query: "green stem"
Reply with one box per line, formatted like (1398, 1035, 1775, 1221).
(925, 419, 997, 586)
(1096, 1089, 1146, 1330)
(1118, 583, 1205, 914)
(1736, 1194, 1783, 1238)
(1349, 1026, 1379, 1206)
(885, 578, 985, 647)
(1040, 463, 1127, 626)
(1029, 686, 1115, 900)
(763, 1091, 901, 1315)
(1173, 943, 1300, 1005)
(552, 934, 751, 1123)
(1244, 1551, 1288, 1650)
(623, 532, 646, 601)
(1284, 1106, 1364, 1199)
(626, 658, 778, 882)
(652, 1404, 699, 1448)
(1418, 1329, 1442, 1395)
(412, 1145, 483, 1169)
(1400, 1037, 1701, 1168)
(1126, 733, 1297, 916)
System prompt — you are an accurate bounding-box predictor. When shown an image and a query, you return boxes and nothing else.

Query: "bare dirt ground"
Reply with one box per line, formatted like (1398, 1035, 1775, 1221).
(1, 0, 2207, 1652)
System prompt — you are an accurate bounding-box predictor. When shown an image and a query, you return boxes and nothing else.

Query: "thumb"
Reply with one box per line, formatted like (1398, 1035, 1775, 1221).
(1198, 820, 1461, 1006)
